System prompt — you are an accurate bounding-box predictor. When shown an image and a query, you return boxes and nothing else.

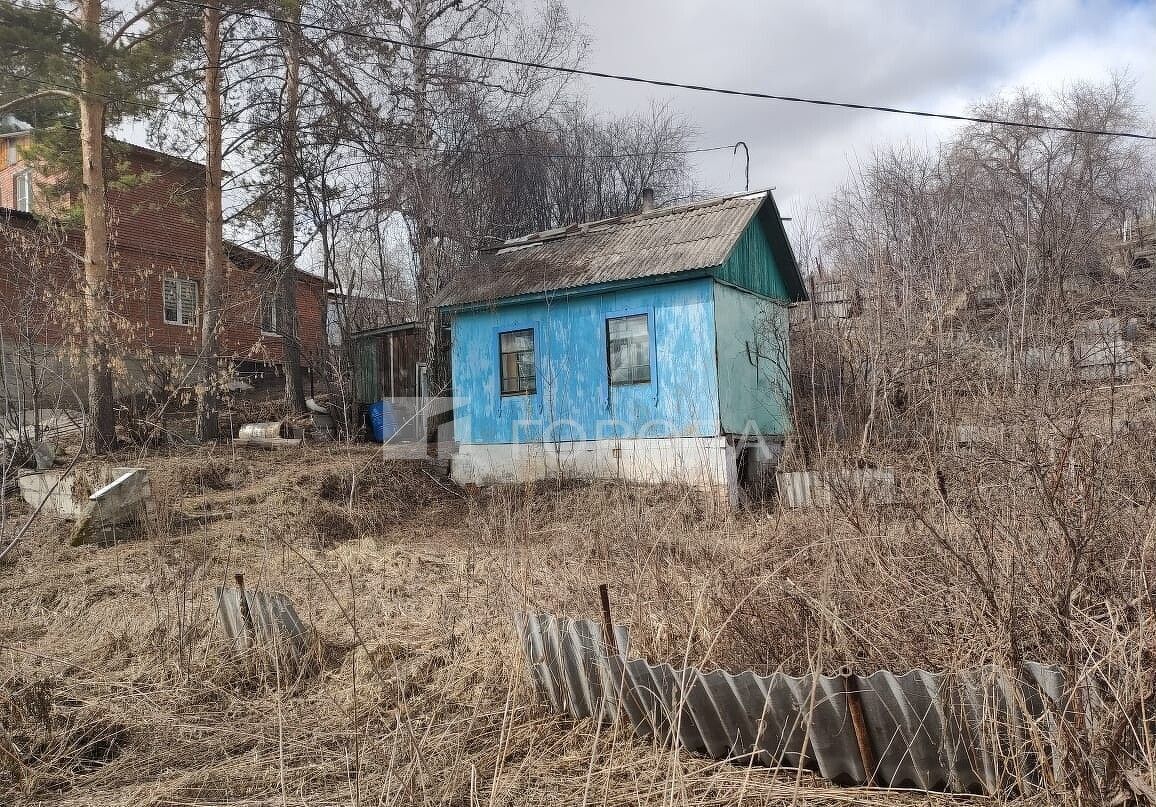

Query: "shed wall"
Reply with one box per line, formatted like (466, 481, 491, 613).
(712, 214, 792, 301)
(450, 277, 720, 444)
(713, 282, 792, 436)
(352, 327, 419, 404)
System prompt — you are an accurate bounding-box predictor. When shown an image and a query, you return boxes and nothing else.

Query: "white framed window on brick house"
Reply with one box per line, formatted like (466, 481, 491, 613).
(13, 170, 33, 213)
(260, 292, 281, 335)
(163, 277, 198, 326)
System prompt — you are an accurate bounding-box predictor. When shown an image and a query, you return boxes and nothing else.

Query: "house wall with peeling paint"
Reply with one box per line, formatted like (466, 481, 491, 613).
(442, 200, 802, 497)
(450, 276, 720, 445)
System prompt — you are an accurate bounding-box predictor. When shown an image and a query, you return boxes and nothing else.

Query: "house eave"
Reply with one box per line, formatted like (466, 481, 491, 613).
(350, 320, 421, 340)
(437, 268, 716, 314)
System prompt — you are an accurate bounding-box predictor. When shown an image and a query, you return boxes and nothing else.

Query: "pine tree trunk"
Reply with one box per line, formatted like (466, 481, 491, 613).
(410, 16, 436, 376)
(77, 0, 115, 453)
(197, 0, 224, 441)
(279, 10, 306, 414)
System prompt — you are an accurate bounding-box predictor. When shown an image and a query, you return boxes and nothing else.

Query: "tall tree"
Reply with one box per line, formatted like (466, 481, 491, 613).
(469, 101, 701, 239)
(277, 1, 307, 413)
(346, 0, 585, 372)
(0, 0, 189, 453)
(198, 0, 225, 440)
(76, 0, 115, 451)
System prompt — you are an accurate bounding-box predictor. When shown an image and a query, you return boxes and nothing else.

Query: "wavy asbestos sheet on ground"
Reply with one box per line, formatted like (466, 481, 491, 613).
(514, 611, 1066, 794)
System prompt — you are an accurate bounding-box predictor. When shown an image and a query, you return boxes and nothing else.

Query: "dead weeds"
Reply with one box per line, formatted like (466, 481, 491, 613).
(1, 441, 1147, 805)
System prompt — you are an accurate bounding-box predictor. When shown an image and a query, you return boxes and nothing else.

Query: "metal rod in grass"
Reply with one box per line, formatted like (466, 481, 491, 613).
(598, 583, 620, 656)
(598, 582, 640, 731)
(234, 572, 256, 648)
(838, 664, 878, 786)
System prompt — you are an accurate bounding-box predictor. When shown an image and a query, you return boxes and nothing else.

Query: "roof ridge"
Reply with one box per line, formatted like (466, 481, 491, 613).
(628, 188, 769, 221)
(485, 189, 769, 252)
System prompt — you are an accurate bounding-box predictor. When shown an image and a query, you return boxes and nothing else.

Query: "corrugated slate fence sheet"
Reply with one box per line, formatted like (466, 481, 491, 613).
(515, 612, 1066, 794)
(515, 612, 632, 722)
(215, 586, 312, 677)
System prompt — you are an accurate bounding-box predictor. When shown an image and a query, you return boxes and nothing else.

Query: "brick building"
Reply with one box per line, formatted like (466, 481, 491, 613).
(0, 129, 327, 408)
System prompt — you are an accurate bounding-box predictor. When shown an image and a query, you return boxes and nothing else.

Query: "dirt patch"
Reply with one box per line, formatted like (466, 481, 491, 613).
(311, 504, 359, 548)
(316, 470, 350, 502)
(164, 457, 246, 492)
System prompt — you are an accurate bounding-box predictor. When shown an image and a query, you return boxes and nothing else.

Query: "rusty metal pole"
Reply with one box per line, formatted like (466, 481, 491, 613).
(839, 665, 877, 786)
(235, 572, 255, 647)
(598, 583, 620, 656)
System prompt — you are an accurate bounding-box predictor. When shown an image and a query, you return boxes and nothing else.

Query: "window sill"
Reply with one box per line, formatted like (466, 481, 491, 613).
(261, 331, 282, 338)
(164, 320, 196, 328)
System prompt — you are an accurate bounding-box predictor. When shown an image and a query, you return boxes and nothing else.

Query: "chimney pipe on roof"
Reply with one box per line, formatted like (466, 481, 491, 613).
(640, 188, 655, 213)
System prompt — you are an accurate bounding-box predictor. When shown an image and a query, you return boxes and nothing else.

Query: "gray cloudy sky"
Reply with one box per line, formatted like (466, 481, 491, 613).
(557, 0, 1156, 216)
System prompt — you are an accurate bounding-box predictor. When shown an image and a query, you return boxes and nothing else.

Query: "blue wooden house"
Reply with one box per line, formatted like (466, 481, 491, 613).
(434, 190, 807, 501)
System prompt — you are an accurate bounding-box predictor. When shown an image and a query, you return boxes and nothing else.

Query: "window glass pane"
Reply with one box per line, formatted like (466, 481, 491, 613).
(500, 330, 533, 352)
(607, 314, 650, 386)
(609, 315, 646, 341)
(14, 172, 32, 212)
(500, 353, 519, 392)
(163, 279, 178, 323)
(179, 280, 197, 325)
(262, 293, 278, 332)
(499, 328, 535, 395)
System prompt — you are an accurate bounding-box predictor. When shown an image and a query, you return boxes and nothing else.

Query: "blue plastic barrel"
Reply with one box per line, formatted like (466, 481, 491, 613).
(366, 400, 397, 443)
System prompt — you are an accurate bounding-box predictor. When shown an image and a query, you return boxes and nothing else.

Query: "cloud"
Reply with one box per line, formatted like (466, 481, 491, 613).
(561, 0, 1156, 214)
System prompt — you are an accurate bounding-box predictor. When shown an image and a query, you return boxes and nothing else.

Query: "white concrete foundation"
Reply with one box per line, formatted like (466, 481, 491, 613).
(451, 436, 744, 503)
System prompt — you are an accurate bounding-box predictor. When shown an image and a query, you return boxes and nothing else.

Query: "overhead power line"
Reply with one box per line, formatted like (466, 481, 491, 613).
(0, 69, 739, 161)
(165, 0, 1156, 143)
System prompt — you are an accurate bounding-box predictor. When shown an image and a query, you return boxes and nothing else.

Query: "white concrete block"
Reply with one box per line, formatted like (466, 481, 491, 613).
(18, 465, 153, 530)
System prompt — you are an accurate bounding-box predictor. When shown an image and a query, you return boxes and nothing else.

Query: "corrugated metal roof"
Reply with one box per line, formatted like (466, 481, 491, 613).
(515, 611, 1066, 794)
(435, 192, 770, 308)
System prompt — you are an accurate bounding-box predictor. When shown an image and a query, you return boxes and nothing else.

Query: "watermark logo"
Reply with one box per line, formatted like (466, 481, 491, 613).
(368, 395, 782, 460)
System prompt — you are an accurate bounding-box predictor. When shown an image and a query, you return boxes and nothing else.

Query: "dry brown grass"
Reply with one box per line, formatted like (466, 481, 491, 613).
(1, 438, 1152, 805)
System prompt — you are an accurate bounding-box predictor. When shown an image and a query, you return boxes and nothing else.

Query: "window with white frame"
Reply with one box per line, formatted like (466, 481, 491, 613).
(499, 328, 536, 395)
(261, 292, 280, 334)
(163, 277, 198, 326)
(607, 313, 651, 385)
(13, 170, 32, 212)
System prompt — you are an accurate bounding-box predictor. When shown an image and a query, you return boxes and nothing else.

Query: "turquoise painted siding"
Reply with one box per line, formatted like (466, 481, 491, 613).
(713, 216, 792, 301)
(450, 277, 720, 444)
(713, 282, 792, 436)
